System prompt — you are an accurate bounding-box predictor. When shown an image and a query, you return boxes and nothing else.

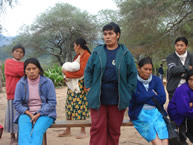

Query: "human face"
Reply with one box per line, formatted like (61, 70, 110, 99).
(25, 63, 40, 80)
(175, 41, 187, 55)
(103, 30, 120, 48)
(138, 64, 152, 80)
(74, 43, 80, 54)
(188, 76, 193, 90)
(12, 48, 24, 60)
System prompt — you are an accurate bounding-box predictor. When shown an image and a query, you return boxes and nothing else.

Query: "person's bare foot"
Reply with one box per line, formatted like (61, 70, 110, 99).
(76, 132, 86, 139)
(58, 130, 71, 137)
(10, 138, 17, 145)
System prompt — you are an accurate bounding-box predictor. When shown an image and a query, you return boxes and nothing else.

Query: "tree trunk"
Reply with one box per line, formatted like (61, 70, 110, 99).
(0, 63, 2, 93)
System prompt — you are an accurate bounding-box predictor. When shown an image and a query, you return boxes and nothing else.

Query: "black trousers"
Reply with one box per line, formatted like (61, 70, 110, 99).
(179, 118, 193, 144)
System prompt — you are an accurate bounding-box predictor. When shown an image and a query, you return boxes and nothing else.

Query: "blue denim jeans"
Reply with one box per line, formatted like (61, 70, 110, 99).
(18, 114, 54, 145)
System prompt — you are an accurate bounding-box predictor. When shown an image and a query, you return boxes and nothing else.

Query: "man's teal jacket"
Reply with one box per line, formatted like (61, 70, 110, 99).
(84, 44, 137, 110)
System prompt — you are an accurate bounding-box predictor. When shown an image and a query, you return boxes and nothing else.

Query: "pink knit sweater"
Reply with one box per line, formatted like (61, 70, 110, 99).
(27, 75, 42, 114)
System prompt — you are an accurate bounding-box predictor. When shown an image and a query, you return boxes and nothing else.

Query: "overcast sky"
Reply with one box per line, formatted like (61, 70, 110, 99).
(1, 0, 118, 37)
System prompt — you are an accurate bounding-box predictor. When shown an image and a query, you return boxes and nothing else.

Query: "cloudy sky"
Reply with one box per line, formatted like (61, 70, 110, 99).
(1, 0, 118, 37)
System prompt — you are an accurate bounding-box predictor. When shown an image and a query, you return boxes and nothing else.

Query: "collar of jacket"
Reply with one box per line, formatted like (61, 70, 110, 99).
(93, 44, 129, 70)
(20, 75, 47, 86)
(173, 51, 192, 65)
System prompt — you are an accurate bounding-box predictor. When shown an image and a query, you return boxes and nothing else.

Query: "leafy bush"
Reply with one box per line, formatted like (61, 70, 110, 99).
(44, 65, 65, 87)
(1, 63, 5, 82)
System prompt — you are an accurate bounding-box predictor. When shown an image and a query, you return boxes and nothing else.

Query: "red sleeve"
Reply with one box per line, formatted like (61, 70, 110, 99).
(65, 51, 90, 78)
(4, 59, 24, 77)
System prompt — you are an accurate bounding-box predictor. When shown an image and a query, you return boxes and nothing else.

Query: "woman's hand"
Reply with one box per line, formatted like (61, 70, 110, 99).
(85, 88, 90, 92)
(25, 110, 40, 124)
(31, 113, 41, 124)
(189, 102, 193, 108)
(62, 70, 67, 75)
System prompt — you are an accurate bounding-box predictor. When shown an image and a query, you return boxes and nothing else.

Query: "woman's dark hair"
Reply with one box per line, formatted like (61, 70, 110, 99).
(175, 37, 188, 46)
(138, 57, 153, 68)
(186, 69, 193, 82)
(102, 22, 121, 35)
(24, 58, 44, 77)
(75, 38, 91, 54)
(12, 44, 25, 55)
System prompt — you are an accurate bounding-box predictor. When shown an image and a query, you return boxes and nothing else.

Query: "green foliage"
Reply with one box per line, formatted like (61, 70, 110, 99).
(24, 3, 98, 65)
(44, 65, 65, 87)
(116, 0, 193, 60)
(1, 63, 5, 82)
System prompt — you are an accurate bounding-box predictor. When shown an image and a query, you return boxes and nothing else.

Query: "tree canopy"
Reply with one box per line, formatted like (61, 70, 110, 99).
(21, 3, 98, 65)
(116, 0, 193, 61)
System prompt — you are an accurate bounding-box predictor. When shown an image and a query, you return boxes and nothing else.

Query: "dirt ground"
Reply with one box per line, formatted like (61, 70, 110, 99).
(0, 86, 192, 145)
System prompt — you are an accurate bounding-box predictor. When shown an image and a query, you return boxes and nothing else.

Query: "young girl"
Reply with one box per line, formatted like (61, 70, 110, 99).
(4, 44, 25, 144)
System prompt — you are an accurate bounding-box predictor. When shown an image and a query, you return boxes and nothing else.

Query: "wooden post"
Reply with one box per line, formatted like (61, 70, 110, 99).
(0, 62, 2, 93)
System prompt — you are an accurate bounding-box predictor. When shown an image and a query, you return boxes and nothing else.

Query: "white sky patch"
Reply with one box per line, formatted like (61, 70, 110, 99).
(1, 0, 118, 37)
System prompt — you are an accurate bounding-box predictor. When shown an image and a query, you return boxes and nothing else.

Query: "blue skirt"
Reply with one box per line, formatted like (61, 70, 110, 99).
(132, 108, 168, 142)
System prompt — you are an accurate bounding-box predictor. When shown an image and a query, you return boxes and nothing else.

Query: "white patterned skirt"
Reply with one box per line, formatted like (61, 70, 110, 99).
(4, 100, 18, 133)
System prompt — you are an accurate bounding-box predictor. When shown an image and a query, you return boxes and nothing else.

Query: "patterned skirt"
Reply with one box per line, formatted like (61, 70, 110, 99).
(65, 79, 89, 120)
(4, 100, 18, 133)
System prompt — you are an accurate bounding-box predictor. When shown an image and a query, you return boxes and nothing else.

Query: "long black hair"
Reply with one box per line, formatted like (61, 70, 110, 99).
(24, 58, 44, 78)
(75, 38, 91, 54)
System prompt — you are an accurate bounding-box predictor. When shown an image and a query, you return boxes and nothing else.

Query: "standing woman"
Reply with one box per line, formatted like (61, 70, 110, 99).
(84, 22, 137, 145)
(129, 57, 168, 145)
(4, 44, 25, 144)
(166, 37, 193, 100)
(14, 58, 57, 145)
(58, 38, 90, 139)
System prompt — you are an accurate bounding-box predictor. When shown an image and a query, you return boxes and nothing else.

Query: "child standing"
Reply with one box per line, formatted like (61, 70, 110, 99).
(4, 44, 25, 144)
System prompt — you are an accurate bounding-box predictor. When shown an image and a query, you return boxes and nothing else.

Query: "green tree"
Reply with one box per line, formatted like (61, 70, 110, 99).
(115, 0, 193, 61)
(23, 3, 97, 65)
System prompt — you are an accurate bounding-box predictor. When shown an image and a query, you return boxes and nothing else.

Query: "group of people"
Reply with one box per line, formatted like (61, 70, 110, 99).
(1, 21, 193, 145)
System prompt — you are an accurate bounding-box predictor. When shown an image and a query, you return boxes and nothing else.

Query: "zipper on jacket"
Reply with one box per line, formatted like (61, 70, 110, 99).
(117, 51, 127, 110)
(98, 53, 103, 110)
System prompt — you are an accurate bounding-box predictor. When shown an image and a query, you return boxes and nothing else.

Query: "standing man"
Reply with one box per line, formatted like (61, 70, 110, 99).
(158, 64, 164, 82)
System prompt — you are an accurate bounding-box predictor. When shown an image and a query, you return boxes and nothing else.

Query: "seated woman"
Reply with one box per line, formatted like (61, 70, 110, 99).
(129, 57, 168, 145)
(168, 69, 193, 144)
(14, 58, 57, 145)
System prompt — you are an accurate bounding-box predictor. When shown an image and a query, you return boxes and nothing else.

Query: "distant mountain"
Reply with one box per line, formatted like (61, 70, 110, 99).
(0, 34, 15, 47)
